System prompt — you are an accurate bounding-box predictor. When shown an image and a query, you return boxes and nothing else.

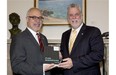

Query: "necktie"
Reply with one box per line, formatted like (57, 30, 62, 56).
(36, 33, 44, 52)
(69, 30, 77, 53)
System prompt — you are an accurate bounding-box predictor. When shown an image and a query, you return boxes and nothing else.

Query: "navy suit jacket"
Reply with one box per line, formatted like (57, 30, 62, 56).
(10, 28, 50, 75)
(60, 24, 104, 75)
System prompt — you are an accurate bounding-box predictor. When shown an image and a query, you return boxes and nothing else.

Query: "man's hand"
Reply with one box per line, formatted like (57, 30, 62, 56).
(58, 58, 73, 69)
(43, 63, 55, 71)
(59, 51, 62, 60)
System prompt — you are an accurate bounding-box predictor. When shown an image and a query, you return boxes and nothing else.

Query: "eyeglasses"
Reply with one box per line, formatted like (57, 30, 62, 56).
(28, 16, 44, 20)
(69, 13, 81, 17)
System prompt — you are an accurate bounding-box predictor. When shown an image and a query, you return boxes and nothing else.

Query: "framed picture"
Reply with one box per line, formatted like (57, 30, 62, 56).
(34, 0, 86, 25)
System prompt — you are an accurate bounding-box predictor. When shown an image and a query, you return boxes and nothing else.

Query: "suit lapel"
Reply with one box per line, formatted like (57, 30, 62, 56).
(66, 30, 71, 54)
(24, 28, 40, 48)
(70, 24, 86, 55)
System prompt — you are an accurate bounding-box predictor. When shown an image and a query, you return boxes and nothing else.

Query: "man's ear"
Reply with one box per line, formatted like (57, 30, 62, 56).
(26, 17, 28, 22)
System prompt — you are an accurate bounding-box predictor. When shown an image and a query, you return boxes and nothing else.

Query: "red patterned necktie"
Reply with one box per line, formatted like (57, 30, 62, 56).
(36, 33, 44, 52)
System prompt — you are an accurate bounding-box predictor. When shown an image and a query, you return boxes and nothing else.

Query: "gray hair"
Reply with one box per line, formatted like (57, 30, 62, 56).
(67, 3, 82, 13)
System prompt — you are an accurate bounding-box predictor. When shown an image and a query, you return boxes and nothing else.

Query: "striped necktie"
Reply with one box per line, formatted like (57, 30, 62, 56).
(69, 30, 77, 53)
(36, 33, 44, 52)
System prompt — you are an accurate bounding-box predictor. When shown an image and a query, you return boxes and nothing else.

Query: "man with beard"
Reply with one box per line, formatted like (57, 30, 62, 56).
(58, 3, 104, 75)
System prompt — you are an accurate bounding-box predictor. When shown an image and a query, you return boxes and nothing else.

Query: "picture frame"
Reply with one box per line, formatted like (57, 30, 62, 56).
(34, 0, 86, 25)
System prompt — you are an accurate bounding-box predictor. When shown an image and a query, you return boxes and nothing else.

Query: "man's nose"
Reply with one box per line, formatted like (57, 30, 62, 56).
(72, 15, 76, 19)
(34, 19, 41, 22)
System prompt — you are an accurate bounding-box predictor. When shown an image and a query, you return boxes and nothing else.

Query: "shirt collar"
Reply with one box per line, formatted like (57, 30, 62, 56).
(71, 23, 83, 32)
(27, 27, 39, 36)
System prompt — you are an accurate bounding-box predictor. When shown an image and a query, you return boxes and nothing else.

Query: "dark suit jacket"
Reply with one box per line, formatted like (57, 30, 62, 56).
(10, 28, 50, 75)
(60, 24, 104, 75)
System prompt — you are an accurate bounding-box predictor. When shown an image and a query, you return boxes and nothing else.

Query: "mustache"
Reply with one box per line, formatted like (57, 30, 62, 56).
(71, 19, 78, 23)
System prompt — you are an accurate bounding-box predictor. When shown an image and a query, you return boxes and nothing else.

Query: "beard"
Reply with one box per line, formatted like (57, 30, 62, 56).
(70, 19, 78, 25)
(69, 18, 82, 29)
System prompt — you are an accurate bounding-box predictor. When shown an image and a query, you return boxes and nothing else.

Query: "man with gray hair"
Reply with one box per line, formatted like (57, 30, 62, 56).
(58, 3, 104, 75)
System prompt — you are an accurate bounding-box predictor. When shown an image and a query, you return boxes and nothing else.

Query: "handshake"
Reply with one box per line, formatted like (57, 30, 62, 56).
(43, 52, 73, 72)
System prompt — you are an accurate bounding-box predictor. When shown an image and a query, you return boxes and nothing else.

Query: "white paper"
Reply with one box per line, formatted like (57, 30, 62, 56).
(53, 46, 60, 51)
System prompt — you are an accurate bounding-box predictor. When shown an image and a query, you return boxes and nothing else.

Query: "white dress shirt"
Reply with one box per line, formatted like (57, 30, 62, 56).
(27, 27, 40, 44)
(69, 23, 83, 47)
